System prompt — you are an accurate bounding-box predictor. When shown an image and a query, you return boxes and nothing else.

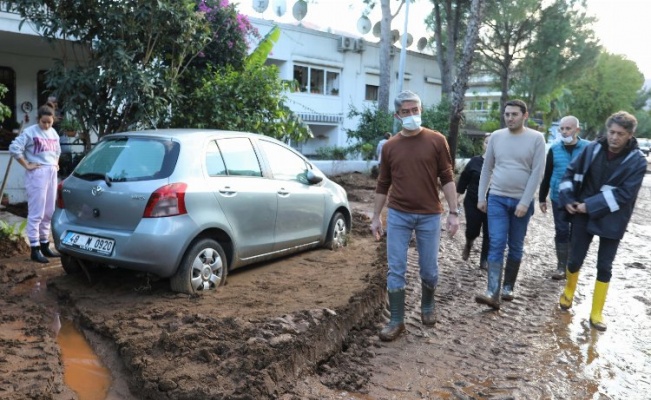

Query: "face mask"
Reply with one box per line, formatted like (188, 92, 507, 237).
(401, 115, 421, 131)
(560, 135, 574, 144)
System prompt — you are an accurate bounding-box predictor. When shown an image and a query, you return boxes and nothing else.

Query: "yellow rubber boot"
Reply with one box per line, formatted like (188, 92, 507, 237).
(590, 281, 609, 331)
(559, 269, 580, 310)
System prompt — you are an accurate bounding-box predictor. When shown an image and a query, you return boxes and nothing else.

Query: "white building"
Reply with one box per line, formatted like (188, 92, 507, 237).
(0, 11, 443, 203)
(250, 18, 442, 156)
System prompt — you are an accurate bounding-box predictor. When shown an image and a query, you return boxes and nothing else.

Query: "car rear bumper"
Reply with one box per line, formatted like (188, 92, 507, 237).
(52, 210, 198, 277)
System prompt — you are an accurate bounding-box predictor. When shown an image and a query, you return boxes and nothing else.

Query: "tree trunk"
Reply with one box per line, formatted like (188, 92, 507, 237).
(448, 0, 483, 165)
(378, 0, 392, 113)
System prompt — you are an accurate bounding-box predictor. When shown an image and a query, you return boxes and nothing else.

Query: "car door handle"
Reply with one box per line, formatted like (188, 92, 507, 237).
(277, 188, 290, 196)
(219, 187, 236, 196)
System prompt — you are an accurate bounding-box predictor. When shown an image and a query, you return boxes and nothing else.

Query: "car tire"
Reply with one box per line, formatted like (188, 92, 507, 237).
(170, 238, 228, 294)
(60, 253, 82, 275)
(325, 211, 348, 250)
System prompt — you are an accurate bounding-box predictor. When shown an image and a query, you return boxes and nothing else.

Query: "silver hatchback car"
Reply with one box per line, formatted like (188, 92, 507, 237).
(52, 129, 351, 294)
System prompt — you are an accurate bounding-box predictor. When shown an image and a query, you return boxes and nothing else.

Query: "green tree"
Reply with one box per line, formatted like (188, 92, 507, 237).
(512, 0, 599, 116)
(345, 104, 394, 157)
(0, 84, 11, 123)
(5, 0, 251, 137)
(568, 52, 644, 138)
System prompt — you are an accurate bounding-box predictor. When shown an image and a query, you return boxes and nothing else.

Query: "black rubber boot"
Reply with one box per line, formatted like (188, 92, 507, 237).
(501, 259, 521, 301)
(379, 289, 406, 341)
(421, 282, 436, 326)
(552, 242, 569, 280)
(31, 247, 49, 264)
(462, 239, 473, 261)
(475, 261, 503, 309)
(40, 242, 60, 258)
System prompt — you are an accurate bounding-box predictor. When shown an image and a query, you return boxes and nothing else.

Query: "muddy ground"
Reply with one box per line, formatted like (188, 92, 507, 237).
(1, 167, 650, 399)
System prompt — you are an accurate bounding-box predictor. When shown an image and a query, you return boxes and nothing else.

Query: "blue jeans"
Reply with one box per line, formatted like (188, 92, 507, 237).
(386, 208, 441, 291)
(551, 199, 571, 244)
(487, 195, 534, 265)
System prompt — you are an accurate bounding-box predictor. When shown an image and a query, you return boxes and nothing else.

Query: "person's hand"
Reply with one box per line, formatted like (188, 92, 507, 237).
(565, 202, 579, 214)
(446, 214, 459, 237)
(25, 162, 40, 171)
(514, 204, 528, 217)
(477, 201, 487, 213)
(370, 216, 384, 241)
(575, 202, 587, 214)
(540, 201, 548, 213)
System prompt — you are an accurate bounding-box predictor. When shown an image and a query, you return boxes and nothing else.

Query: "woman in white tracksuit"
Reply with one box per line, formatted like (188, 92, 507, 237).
(9, 104, 61, 263)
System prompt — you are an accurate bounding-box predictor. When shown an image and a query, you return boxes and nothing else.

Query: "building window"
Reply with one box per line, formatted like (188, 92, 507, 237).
(365, 85, 379, 101)
(293, 64, 340, 96)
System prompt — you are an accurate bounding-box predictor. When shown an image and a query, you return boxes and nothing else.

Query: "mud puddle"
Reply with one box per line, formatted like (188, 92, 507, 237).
(57, 318, 112, 400)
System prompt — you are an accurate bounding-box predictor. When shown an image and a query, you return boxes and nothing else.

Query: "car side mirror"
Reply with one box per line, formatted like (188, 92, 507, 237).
(306, 169, 324, 184)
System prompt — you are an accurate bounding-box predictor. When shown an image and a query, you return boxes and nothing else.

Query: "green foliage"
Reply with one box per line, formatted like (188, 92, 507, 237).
(345, 104, 394, 159)
(0, 220, 27, 241)
(6, 0, 253, 136)
(0, 84, 11, 123)
(512, 0, 600, 115)
(315, 146, 349, 160)
(171, 64, 311, 142)
(421, 98, 451, 133)
(568, 52, 644, 138)
(245, 25, 280, 68)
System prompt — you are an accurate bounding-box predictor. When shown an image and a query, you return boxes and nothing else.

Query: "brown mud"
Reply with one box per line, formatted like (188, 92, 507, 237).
(1, 168, 650, 399)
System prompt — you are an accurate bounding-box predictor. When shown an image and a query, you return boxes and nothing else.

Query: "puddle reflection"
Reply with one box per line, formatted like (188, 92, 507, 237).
(56, 319, 111, 400)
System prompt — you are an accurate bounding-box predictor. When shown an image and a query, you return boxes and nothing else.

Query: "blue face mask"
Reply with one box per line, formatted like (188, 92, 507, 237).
(401, 114, 421, 131)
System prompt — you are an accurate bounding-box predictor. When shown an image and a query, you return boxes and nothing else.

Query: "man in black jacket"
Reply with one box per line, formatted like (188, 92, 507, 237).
(558, 111, 647, 331)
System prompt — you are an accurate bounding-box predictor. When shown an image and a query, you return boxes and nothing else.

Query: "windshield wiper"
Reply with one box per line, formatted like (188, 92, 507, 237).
(104, 173, 112, 187)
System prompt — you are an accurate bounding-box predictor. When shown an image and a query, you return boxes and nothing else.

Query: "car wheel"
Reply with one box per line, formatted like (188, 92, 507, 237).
(325, 211, 348, 250)
(60, 253, 82, 275)
(170, 238, 227, 294)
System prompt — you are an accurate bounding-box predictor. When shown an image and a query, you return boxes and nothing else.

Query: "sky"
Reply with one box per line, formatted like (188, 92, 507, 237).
(234, 0, 651, 82)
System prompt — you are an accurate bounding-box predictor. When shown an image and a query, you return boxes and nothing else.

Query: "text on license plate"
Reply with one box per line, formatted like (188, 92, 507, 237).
(63, 232, 115, 255)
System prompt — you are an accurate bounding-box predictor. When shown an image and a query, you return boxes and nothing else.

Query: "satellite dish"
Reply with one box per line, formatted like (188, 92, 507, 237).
(273, 0, 286, 17)
(292, 0, 307, 21)
(417, 37, 428, 51)
(391, 29, 400, 43)
(252, 0, 269, 13)
(372, 21, 381, 38)
(357, 16, 372, 35)
(405, 33, 413, 47)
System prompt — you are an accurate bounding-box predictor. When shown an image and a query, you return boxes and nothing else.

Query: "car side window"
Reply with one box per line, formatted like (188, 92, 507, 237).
(258, 140, 309, 183)
(216, 138, 262, 177)
(206, 140, 227, 176)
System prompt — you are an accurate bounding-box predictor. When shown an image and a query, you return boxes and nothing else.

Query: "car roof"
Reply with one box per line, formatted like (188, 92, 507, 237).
(102, 129, 276, 143)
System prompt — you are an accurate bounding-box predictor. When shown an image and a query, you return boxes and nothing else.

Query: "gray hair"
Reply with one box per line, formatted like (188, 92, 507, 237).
(394, 90, 421, 112)
(560, 115, 580, 127)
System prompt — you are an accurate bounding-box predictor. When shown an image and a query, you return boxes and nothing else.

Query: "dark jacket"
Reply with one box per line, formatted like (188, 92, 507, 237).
(457, 155, 485, 207)
(558, 136, 647, 239)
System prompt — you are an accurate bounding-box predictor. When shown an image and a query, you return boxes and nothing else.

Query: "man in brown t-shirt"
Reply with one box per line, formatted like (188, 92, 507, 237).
(370, 90, 460, 342)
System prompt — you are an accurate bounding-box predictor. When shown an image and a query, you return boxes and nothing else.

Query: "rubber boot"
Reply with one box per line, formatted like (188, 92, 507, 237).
(462, 239, 473, 261)
(589, 281, 609, 331)
(501, 259, 521, 301)
(421, 282, 436, 326)
(552, 242, 569, 280)
(559, 269, 580, 310)
(30, 247, 49, 264)
(40, 242, 60, 258)
(475, 261, 503, 309)
(379, 289, 406, 341)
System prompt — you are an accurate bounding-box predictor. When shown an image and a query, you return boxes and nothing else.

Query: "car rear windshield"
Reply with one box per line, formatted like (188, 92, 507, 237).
(73, 137, 180, 182)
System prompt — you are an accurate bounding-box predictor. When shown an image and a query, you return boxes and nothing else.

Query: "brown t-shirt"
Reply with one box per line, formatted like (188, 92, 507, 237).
(376, 128, 454, 214)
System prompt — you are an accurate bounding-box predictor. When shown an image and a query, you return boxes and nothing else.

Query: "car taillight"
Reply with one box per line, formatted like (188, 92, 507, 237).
(56, 181, 65, 209)
(143, 183, 188, 218)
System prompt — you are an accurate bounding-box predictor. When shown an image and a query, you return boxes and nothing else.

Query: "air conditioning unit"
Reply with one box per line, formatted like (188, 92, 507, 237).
(338, 36, 354, 52)
(354, 39, 366, 53)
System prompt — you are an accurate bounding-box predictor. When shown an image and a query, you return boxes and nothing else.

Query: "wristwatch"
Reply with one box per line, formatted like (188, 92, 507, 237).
(449, 208, 461, 216)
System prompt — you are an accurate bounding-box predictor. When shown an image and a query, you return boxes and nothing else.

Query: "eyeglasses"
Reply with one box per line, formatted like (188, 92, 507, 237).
(398, 107, 420, 117)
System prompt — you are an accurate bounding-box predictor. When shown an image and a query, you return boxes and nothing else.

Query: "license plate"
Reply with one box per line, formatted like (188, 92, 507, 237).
(63, 232, 115, 256)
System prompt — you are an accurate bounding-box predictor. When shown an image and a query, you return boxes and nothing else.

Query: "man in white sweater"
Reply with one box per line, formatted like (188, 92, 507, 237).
(475, 99, 547, 309)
